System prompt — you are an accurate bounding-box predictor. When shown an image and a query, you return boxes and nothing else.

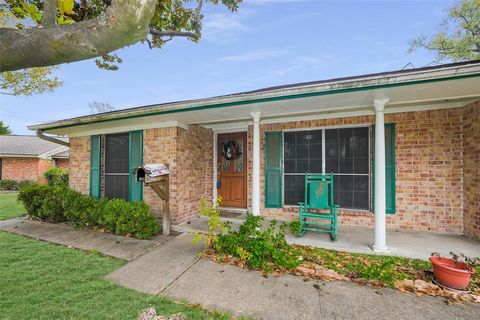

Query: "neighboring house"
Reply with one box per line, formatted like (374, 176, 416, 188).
(0, 135, 69, 183)
(29, 60, 480, 247)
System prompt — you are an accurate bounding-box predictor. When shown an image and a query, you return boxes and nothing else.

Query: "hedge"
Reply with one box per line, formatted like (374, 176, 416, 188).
(0, 180, 33, 191)
(17, 184, 160, 239)
(44, 167, 69, 187)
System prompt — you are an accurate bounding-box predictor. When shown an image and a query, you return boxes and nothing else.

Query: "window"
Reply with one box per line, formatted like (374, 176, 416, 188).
(283, 127, 370, 210)
(283, 130, 323, 205)
(105, 133, 129, 200)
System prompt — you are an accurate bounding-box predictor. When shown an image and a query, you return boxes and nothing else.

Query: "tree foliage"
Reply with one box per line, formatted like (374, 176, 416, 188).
(409, 0, 480, 61)
(0, 12, 62, 95)
(0, 121, 12, 135)
(0, 0, 242, 72)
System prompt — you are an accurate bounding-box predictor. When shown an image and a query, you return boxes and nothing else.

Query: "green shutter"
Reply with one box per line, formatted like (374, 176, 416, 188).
(372, 123, 396, 214)
(89, 135, 101, 199)
(129, 130, 143, 201)
(265, 131, 282, 208)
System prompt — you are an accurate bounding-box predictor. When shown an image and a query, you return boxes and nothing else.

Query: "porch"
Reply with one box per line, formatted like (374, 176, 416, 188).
(174, 216, 480, 260)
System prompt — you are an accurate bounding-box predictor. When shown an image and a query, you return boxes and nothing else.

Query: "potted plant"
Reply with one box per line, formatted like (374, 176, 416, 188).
(429, 252, 479, 290)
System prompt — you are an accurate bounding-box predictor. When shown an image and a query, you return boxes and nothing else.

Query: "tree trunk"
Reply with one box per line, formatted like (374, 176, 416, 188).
(0, 0, 157, 72)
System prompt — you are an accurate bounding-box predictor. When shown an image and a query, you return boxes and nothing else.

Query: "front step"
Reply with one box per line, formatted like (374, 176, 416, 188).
(219, 207, 248, 219)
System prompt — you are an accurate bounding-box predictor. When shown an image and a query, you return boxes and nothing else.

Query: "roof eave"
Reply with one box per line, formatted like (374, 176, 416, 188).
(28, 61, 480, 132)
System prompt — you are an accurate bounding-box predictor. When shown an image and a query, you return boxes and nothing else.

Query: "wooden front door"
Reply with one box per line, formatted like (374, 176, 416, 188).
(217, 132, 247, 208)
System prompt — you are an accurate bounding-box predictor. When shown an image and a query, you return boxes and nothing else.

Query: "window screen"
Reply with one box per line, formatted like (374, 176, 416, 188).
(326, 127, 369, 209)
(283, 127, 370, 210)
(105, 133, 129, 200)
(283, 130, 322, 205)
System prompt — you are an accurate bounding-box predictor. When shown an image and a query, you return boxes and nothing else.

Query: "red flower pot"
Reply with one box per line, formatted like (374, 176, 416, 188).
(429, 256, 474, 290)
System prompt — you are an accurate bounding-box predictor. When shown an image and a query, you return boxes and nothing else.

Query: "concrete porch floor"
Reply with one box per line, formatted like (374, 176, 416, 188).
(174, 217, 480, 260)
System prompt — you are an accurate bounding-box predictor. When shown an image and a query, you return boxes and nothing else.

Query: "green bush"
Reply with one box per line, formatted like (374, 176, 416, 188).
(215, 213, 301, 273)
(97, 199, 160, 239)
(17, 184, 160, 239)
(289, 221, 301, 237)
(44, 167, 69, 187)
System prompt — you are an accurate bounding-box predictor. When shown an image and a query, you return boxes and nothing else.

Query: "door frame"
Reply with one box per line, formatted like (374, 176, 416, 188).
(213, 129, 248, 208)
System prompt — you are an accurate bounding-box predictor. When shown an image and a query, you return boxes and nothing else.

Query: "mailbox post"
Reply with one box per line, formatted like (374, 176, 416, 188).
(134, 164, 170, 235)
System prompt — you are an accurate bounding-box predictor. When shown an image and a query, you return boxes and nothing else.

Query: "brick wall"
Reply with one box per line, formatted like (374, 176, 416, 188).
(69, 136, 90, 194)
(255, 108, 466, 234)
(54, 159, 69, 169)
(0, 157, 52, 182)
(463, 101, 480, 238)
(142, 125, 213, 225)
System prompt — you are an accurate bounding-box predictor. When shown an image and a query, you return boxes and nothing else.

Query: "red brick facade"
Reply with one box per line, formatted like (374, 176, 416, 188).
(143, 125, 212, 224)
(69, 136, 90, 194)
(66, 102, 480, 238)
(0, 157, 68, 183)
(463, 101, 480, 238)
(256, 108, 466, 234)
(54, 158, 69, 170)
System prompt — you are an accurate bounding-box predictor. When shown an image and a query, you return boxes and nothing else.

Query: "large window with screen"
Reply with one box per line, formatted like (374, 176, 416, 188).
(104, 133, 129, 200)
(283, 127, 370, 210)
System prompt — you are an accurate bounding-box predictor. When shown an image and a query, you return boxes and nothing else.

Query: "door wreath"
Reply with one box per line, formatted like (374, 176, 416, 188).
(222, 140, 242, 160)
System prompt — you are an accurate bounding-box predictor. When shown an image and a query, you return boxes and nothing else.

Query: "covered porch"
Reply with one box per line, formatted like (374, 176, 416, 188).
(175, 216, 480, 260)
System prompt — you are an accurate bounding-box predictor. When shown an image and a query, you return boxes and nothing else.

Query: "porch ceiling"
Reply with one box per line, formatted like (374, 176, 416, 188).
(30, 62, 480, 137)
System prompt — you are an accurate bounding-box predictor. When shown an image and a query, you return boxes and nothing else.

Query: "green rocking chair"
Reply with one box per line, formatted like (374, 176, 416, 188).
(298, 173, 339, 241)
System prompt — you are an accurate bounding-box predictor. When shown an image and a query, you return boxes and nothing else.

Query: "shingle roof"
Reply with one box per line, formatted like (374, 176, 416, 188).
(0, 135, 69, 157)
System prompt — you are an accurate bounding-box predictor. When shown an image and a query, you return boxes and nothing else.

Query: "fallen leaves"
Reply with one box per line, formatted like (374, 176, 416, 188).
(394, 279, 480, 304)
(206, 246, 480, 305)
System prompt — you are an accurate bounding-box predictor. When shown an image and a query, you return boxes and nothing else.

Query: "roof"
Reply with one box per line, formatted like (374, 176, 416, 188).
(29, 60, 480, 134)
(51, 150, 69, 159)
(0, 135, 69, 158)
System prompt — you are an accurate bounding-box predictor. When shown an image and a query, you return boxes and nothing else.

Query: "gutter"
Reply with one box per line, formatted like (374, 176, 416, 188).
(36, 130, 70, 147)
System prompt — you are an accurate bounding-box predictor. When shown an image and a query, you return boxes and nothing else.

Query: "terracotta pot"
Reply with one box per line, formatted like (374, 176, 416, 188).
(429, 256, 474, 290)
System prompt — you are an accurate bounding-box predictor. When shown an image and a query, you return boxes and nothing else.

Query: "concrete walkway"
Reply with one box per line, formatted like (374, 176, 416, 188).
(175, 217, 480, 260)
(0, 218, 170, 260)
(106, 232, 480, 320)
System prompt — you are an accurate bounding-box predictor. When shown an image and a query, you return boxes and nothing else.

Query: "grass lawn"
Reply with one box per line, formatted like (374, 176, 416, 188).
(0, 192, 26, 220)
(0, 232, 238, 320)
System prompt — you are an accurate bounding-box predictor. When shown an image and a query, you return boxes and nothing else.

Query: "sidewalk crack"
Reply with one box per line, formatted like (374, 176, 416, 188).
(157, 255, 202, 295)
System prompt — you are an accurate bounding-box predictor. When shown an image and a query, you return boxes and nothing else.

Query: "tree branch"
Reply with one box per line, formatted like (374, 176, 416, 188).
(41, 0, 57, 27)
(149, 27, 196, 38)
(0, 0, 158, 72)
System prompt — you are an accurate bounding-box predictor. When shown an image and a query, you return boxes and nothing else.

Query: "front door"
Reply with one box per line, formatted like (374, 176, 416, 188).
(217, 132, 247, 208)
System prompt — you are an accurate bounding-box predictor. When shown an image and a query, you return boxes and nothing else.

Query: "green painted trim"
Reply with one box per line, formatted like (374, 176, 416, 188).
(89, 135, 101, 199)
(372, 123, 396, 214)
(265, 131, 283, 208)
(128, 130, 143, 202)
(44, 73, 480, 131)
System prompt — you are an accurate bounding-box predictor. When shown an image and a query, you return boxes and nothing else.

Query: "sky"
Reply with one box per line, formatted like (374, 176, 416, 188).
(0, 0, 458, 135)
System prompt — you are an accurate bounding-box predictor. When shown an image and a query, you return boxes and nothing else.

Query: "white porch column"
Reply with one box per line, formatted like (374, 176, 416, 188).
(250, 112, 261, 216)
(373, 99, 389, 252)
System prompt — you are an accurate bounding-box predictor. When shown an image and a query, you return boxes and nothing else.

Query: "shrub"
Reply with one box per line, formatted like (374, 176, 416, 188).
(210, 210, 301, 273)
(17, 184, 160, 239)
(289, 221, 301, 237)
(0, 180, 18, 190)
(97, 199, 160, 239)
(44, 167, 69, 187)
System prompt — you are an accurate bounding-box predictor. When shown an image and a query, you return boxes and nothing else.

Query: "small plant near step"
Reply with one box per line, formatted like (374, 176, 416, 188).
(289, 220, 301, 237)
(215, 214, 301, 273)
(193, 196, 230, 251)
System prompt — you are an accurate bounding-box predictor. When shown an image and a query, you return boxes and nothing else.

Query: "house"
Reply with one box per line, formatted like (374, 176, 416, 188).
(0, 135, 69, 183)
(28, 60, 480, 248)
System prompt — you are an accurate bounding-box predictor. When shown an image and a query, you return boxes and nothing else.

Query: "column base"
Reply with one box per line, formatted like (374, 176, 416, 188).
(369, 243, 389, 253)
